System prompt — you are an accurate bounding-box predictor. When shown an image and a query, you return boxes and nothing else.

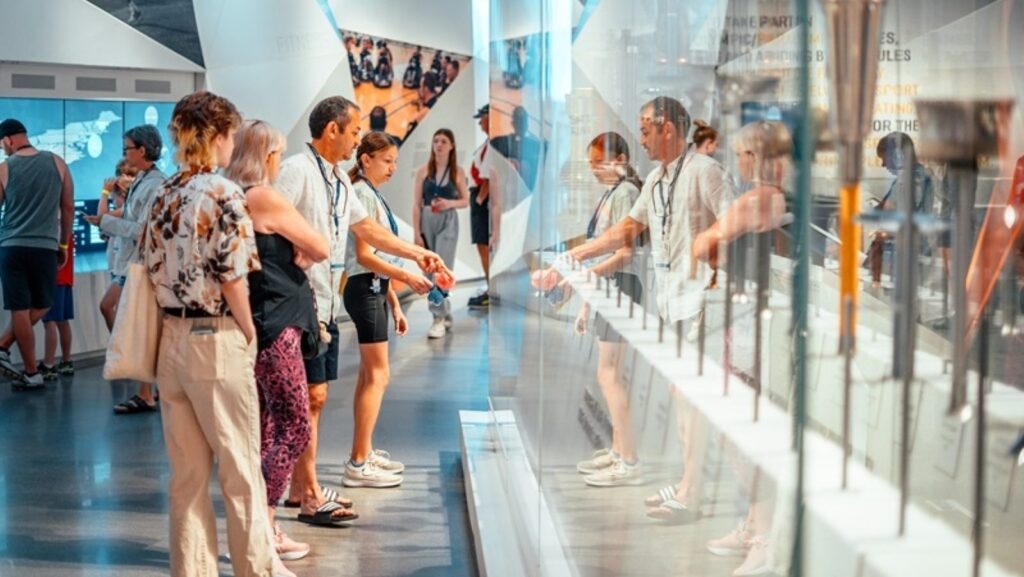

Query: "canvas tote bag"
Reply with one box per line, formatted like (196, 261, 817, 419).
(104, 222, 161, 382)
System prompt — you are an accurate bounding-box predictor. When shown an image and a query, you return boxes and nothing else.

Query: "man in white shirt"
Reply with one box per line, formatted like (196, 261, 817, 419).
(569, 96, 733, 323)
(567, 97, 732, 501)
(276, 96, 442, 525)
(468, 104, 495, 308)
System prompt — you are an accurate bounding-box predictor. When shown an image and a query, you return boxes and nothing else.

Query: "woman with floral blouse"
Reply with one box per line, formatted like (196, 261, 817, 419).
(142, 91, 285, 577)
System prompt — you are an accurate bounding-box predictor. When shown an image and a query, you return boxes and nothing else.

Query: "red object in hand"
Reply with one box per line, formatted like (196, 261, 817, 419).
(431, 198, 442, 213)
(436, 270, 456, 290)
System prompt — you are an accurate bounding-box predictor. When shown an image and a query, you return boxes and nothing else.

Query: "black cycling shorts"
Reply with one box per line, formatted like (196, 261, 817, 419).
(343, 273, 391, 344)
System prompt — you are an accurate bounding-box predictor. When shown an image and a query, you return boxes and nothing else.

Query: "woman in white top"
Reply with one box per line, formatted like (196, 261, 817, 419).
(342, 132, 433, 488)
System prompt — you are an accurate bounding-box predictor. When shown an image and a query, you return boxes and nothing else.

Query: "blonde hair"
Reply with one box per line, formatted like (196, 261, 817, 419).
(224, 119, 286, 188)
(170, 91, 242, 170)
(732, 120, 793, 187)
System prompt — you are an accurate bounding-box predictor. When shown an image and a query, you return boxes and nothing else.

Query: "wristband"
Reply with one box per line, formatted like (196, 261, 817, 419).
(100, 189, 111, 197)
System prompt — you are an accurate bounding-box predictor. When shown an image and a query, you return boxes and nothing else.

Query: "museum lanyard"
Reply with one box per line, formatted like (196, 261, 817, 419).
(126, 169, 150, 202)
(586, 179, 623, 240)
(308, 144, 348, 235)
(363, 177, 399, 236)
(434, 165, 451, 188)
(654, 153, 688, 237)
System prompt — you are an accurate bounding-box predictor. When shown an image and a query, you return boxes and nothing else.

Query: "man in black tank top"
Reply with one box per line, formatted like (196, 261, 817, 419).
(0, 118, 75, 390)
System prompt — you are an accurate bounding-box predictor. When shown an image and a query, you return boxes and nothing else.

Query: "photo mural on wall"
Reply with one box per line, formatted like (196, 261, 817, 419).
(340, 29, 471, 147)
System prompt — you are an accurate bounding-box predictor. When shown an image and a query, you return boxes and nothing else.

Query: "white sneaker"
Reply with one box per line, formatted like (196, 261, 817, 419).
(273, 523, 310, 561)
(368, 449, 405, 474)
(707, 521, 752, 557)
(427, 319, 446, 339)
(732, 535, 771, 576)
(443, 314, 453, 328)
(583, 459, 645, 487)
(576, 448, 616, 474)
(14, 371, 45, 391)
(343, 460, 403, 488)
(0, 349, 19, 378)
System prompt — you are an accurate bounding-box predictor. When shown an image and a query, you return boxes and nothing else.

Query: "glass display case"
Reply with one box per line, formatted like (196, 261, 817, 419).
(468, 1, 1024, 576)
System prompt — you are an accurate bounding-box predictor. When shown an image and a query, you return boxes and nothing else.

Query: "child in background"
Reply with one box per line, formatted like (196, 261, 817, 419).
(39, 244, 75, 378)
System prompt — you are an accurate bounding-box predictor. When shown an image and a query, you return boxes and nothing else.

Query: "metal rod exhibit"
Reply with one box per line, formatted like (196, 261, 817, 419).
(974, 315, 989, 577)
(822, 0, 884, 353)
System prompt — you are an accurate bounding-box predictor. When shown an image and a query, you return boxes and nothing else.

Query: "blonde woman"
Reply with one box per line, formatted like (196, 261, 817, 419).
(225, 119, 333, 565)
(143, 92, 284, 577)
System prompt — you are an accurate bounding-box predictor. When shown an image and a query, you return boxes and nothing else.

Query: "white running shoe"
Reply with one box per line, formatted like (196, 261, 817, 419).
(368, 449, 405, 474)
(443, 314, 453, 328)
(707, 521, 752, 557)
(273, 523, 310, 561)
(343, 460, 403, 488)
(0, 349, 19, 378)
(583, 459, 645, 487)
(576, 448, 616, 475)
(732, 535, 771, 576)
(427, 319, 446, 339)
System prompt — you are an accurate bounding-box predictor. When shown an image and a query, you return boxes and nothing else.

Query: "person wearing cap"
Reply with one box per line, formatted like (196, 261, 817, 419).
(0, 118, 75, 390)
(468, 104, 495, 309)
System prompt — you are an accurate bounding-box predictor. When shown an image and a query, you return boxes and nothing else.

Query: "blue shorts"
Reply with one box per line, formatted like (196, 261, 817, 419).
(42, 285, 75, 322)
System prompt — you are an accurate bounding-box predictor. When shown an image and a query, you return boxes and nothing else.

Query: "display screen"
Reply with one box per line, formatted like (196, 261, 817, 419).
(0, 97, 176, 254)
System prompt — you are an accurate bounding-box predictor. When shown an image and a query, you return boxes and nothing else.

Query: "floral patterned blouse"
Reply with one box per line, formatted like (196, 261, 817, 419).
(143, 171, 261, 315)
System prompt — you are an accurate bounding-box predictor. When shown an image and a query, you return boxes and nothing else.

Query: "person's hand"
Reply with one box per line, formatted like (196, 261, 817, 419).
(84, 214, 101, 226)
(575, 309, 588, 335)
(102, 177, 118, 193)
(475, 193, 488, 206)
(692, 229, 719, 262)
(294, 251, 315, 270)
(57, 247, 69, 269)
(530, 267, 561, 291)
(394, 311, 409, 336)
(403, 271, 434, 294)
(489, 232, 499, 254)
(433, 199, 451, 211)
(415, 250, 444, 274)
(414, 234, 425, 248)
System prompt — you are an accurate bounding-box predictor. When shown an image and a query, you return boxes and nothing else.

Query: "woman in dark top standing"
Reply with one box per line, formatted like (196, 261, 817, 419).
(225, 119, 331, 571)
(412, 128, 469, 338)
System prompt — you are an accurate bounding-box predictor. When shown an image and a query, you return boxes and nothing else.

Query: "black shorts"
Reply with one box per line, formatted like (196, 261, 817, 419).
(303, 321, 340, 384)
(343, 274, 390, 344)
(470, 186, 490, 246)
(0, 246, 58, 311)
(596, 273, 643, 343)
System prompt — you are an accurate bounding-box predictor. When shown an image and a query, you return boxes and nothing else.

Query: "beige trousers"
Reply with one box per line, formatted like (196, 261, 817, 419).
(157, 315, 273, 577)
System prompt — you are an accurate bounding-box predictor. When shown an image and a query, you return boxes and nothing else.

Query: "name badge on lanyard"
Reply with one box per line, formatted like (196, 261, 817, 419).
(310, 144, 349, 274)
(652, 154, 688, 271)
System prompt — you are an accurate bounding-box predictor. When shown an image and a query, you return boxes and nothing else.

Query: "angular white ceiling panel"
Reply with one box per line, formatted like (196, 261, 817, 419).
(330, 0, 474, 56)
(0, 0, 202, 72)
(283, 60, 357, 156)
(195, 0, 346, 140)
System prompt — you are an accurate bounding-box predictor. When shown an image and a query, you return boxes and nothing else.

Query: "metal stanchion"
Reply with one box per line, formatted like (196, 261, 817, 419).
(676, 320, 683, 359)
(617, 283, 622, 308)
(973, 314, 989, 577)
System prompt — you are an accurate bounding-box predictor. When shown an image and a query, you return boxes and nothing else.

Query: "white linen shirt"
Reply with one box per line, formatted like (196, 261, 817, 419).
(275, 146, 369, 324)
(628, 152, 733, 322)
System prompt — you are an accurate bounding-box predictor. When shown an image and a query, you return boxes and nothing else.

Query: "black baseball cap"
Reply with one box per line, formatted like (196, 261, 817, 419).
(473, 104, 490, 118)
(0, 119, 27, 139)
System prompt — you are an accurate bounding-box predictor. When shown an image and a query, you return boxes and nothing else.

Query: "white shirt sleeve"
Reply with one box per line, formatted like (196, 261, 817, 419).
(628, 185, 652, 226)
(274, 159, 306, 207)
(347, 190, 369, 224)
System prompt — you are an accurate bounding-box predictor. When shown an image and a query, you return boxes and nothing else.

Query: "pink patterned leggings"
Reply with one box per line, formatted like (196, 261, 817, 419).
(256, 327, 311, 505)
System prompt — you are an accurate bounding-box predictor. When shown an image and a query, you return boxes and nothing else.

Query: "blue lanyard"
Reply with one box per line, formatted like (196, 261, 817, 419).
(308, 144, 348, 233)
(363, 177, 399, 236)
(586, 179, 623, 240)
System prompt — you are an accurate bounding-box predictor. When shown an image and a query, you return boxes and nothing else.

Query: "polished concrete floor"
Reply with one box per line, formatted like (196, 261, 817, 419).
(0, 287, 488, 577)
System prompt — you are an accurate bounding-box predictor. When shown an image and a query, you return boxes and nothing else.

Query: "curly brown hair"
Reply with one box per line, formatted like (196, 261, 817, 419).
(170, 91, 242, 169)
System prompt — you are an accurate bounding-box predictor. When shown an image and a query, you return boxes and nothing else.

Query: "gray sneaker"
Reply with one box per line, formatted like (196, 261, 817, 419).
(343, 460, 403, 488)
(0, 349, 19, 378)
(14, 371, 45, 392)
(576, 448, 615, 475)
(368, 449, 405, 474)
(584, 459, 645, 487)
